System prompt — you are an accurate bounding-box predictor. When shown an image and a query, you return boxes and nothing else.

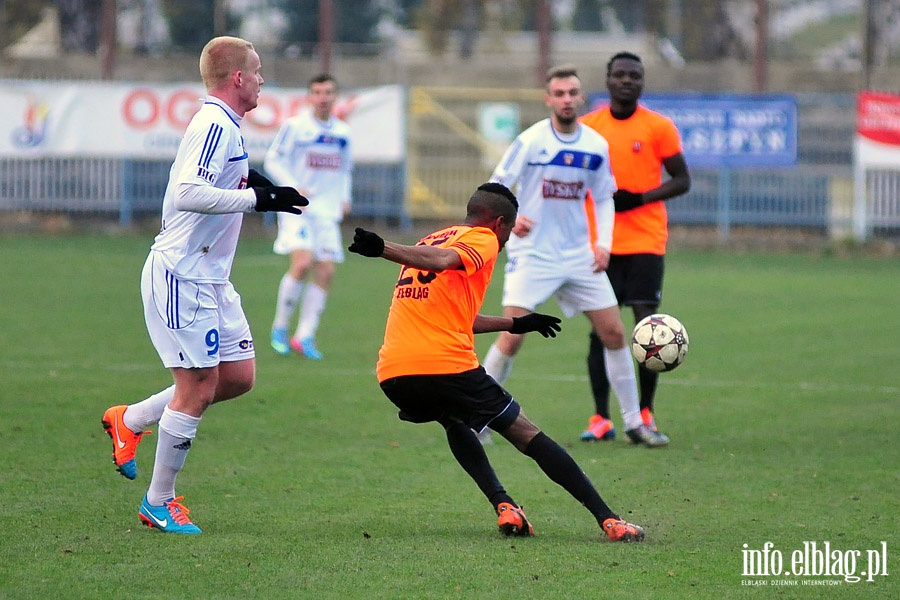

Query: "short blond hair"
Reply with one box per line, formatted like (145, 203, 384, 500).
(199, 36, 255, 90)
(546, 64, 579, 84)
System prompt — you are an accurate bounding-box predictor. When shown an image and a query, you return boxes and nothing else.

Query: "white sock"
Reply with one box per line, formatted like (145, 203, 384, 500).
(273, 275, 304, 330)
(146, 406, 201, 506)
(295, 283, 327, 340)
(483, 344, 515, 386)
(123, 385, 174, 431)
(604, 346, 642, 430)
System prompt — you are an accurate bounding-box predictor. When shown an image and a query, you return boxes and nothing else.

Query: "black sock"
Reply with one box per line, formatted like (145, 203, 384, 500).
(638, 364, 658, 412)
(587, 331, 611, 418)
(524, 432, 617, 525)
(633, 305, 660, 413)
(445, 422, 514, 511)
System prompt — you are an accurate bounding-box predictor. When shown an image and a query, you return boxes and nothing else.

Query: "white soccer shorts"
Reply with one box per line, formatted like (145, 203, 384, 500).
(141, 253, 255, 369)
(273, 212, 345, 263)
(500, 252, 618, 318)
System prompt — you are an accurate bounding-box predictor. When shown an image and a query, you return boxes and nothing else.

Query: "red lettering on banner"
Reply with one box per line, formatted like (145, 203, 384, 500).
(244, 95, 281, 131)
(167, 90, 202, 129)
(288, 97, 309, 118)
(858, 91, 900, 146)
(333, 96, 358, 120)
(121, 88, 305, 132)
(122, 88, 200, 130)
(122, 88, 159, 129)
(118, 87, 363, 136)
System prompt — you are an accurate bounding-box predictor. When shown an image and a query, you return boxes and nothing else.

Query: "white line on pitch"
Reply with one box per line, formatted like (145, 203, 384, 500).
(3, 360, 895, 396)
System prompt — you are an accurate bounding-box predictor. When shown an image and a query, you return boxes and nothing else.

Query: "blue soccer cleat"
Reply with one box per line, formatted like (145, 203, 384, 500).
(139, 495, 202, 534)
(291, 336, 323, 360)
(271, 328, 290, 355)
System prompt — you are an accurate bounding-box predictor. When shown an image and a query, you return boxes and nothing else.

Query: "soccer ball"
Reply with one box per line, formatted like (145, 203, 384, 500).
(630, 314, 689, 372)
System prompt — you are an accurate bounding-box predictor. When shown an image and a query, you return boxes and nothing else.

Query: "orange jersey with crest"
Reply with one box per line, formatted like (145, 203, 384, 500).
(580, 105, 683, 255)
(376, 225, 499, 382)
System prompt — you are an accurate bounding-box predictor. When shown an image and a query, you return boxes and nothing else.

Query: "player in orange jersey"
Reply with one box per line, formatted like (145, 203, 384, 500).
(347, 182, 645, 542)
(579, 52, 691, 442)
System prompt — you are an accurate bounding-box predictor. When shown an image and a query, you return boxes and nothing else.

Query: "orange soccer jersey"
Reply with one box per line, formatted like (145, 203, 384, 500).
(580, 105, 683, 255)
(376, 225, 500, 382)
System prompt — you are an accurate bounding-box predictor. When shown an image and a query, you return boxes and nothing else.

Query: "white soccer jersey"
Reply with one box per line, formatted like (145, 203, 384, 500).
(490, 118, 617, 261)
(264, 108, 353, 221)
(150, 96, 256, 283)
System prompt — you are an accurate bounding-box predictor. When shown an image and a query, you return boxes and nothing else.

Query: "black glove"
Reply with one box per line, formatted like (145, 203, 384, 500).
(247, 168, 274, 188)
(510, 313, 562, 338)
(348, 227, 385, 257)
(253, 186, 309, 215)
(612, 190, 644, 213)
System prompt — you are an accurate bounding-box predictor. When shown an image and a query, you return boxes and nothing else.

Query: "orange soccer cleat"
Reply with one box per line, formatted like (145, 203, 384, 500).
(497, 502, 535, 537)
(603, 518, 645, 542)
(640, 407, 657, 432)
(101, 405, 151, 480)
(581, 414, 616, 441)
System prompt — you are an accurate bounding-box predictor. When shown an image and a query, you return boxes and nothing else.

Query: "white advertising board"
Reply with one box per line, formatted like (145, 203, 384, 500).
(0, 81, 404, 163)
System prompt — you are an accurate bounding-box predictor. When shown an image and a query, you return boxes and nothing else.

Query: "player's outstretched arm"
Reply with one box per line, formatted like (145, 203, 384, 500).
(174, 181, 306, 215)
(348, 227, 462, 271)
(474, 312, 561, 338)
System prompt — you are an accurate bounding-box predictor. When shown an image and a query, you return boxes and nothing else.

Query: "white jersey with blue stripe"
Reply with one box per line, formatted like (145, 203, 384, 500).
(490, 118, 617, 261)
(151, 96, 250, 282)
(264, 108, 352, 221)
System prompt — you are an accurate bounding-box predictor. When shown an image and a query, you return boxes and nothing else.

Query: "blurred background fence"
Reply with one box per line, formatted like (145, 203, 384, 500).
(3, 0, 900, 244)
(403, 88, 882, 242)
(0, 157, 406, 227)
(0, 86, 890, 241)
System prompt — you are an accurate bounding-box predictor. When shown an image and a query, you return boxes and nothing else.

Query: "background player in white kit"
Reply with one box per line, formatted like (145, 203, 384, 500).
(481, 65, 668, 448)
(101, 36, 308, 534)
(265, 73, 353, 360)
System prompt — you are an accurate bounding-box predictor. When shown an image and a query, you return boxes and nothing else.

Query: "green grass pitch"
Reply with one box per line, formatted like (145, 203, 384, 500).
(0, 228, 897, 599)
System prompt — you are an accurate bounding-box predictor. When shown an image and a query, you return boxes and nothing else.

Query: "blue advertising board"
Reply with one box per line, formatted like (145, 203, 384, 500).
(587, 93, 798, 168)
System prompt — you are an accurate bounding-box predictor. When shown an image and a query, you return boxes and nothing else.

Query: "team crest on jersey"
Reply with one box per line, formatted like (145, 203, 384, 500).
(582, 155, 591, 168)
(563, 153, 574, 165)
(314, 133, 347, 148)
(632, 141, 642, 153)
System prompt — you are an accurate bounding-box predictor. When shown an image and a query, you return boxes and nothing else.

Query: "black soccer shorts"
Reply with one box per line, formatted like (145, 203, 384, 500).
(606, 253, 665, 306)
(379, 367, 521, 433)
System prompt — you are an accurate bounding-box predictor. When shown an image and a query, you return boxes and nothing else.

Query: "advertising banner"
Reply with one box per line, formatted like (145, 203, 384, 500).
(0, 81, 404, 162)
(588, 93, 798, 168)
(852, 90, 900, 239)
(854, 90, 900, 167)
